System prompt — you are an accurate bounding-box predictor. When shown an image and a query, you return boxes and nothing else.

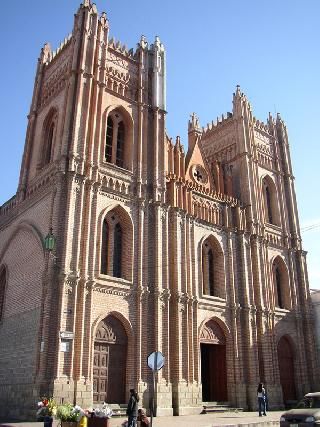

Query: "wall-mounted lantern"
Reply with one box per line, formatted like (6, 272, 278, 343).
(44, 227, 56, 252)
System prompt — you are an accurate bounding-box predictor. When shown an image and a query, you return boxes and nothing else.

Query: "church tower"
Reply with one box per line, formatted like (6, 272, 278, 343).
(0, 1, 168, 417)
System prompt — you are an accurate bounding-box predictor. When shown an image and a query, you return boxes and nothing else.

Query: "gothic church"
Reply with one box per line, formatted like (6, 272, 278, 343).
(0, 1, 318, 419)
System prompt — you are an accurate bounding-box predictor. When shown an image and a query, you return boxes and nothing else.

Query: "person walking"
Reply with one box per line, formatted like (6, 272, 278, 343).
(257, 382, 267, 416)
(126, 388, 139, 427)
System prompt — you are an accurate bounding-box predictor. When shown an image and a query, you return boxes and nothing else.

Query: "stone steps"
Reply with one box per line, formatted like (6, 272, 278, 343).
(202, 402, 244, 414)
(108, 404, 127, 417)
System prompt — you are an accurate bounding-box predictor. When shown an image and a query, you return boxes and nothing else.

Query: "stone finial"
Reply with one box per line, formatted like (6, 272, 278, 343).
(174, 136, 184, 155)
(40, 42, 52, 63)
(139, 35, 148, 50)
(188, 112, 201, 131)
(100, 12, 109, 27)
(267, 112, 275, 132)
(276, 112, 287, 132)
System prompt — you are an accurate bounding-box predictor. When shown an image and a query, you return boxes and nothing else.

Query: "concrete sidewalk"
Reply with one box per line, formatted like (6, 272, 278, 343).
(0, 411, 283, 427)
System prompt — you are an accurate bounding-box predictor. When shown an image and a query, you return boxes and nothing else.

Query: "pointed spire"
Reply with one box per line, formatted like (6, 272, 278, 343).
(175, 135, 182, 150)
(188, 112, 202, 151)
(276, 112, 288, 140)
(276, 112, 283, 124)
(232, 84, 252, 120)
(267, 112, 275, 135)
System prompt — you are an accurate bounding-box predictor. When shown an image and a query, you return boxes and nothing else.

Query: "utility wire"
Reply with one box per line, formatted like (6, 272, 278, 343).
(301, 222, 320, 233)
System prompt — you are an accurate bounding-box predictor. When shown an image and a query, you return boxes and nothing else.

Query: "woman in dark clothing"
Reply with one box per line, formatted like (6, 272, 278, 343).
(126, 388, 139, 427)
(257, 382, 267, 417)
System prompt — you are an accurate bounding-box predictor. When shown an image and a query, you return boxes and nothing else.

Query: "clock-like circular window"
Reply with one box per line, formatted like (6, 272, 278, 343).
(191, 164, 208, 184)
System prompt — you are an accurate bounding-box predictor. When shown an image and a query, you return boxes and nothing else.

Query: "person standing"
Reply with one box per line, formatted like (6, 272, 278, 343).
(257, 382, 267, 416)
(126, 388, 139, 427)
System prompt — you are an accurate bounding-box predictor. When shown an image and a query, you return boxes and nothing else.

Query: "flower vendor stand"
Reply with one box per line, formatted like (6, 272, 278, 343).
(61, 423, 78, 427)
(88, 418, 110, 427)
(43, 415, 53, 427)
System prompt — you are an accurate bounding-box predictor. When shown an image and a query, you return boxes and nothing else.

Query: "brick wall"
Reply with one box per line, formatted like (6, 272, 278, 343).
(0, 227, 45, 419)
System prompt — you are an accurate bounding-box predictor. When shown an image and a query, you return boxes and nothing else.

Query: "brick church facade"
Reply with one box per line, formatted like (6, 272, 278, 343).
(0, 1, 318, 419)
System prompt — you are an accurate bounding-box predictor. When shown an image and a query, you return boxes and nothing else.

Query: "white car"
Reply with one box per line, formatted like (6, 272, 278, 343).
(280, 392, 320, 426)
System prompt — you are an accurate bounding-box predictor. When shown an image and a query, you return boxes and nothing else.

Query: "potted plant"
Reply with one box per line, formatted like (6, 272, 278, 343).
(88, 403, 113, 427)
(36, 397, 57, 427)
(56, 403, 85, 427)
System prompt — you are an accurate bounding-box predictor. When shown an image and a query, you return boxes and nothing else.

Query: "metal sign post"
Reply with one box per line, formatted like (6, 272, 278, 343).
(147, 351, 165, 427)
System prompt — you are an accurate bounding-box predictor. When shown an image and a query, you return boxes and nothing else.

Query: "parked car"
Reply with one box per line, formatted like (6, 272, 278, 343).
(280, 392, 320, 426)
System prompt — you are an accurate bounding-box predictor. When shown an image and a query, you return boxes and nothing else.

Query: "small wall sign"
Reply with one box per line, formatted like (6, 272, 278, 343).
(60, 331, 74, 340)
(60, 341, 70, 352)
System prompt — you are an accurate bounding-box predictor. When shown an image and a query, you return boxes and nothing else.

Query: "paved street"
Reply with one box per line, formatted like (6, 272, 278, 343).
(0, 410, 283, 426)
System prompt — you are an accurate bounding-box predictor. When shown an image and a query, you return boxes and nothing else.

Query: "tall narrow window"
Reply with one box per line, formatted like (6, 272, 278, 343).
(275, 267, 283, 308)
(44, 121, 55, 165)
(265, 185, 273, 224)
(113, 223, 122, 278)
(208, 249, 214, 296)
(100, 220, 109, 274)
(116, 121, 125, 167)
(40, 110, 57, 169)
(105, 116, 113, 162)
(0, 268, 6, 321)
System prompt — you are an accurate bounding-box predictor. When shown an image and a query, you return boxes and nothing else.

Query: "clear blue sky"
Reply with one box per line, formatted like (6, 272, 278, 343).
(0, 0, 319, 288)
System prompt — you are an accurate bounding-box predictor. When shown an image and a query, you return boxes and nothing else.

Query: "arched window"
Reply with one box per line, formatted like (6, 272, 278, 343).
(104, 110, 129, 169)
(202, 237, 225, 298)
(262, 176, 279, 226)
(265, 185, 273, 224)
(0, 267, 7, 321)
(113, 223, 122, 277)
(116, 121, 125, 167)
(44, 121, 55, 165)
(275, 267, 283, 308)
(272, 257, 291, 309)
(100, 208, 132, 281)
(208, 249, 214, 296)
(40, 110, 58, 169)
(100, 219, 109, 275)
(105, 116, 113, 163)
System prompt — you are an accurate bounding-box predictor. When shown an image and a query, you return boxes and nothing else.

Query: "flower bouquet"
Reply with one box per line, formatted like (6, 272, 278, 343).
(88, 403, 113, 427)
(36, 397, 57, 426)
(56, 403, 86, 427)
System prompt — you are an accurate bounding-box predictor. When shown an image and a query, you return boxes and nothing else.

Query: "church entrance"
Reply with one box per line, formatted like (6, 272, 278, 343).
(93, 315, 127, 403)
(200, 320, 227, 402)
(277, 336, 296, 404)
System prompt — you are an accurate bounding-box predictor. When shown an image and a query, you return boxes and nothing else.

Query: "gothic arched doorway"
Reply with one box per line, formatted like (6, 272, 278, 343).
(200, 320, 227, 402)
(93, 315, 127, 403)
(277, 336, 296, 403)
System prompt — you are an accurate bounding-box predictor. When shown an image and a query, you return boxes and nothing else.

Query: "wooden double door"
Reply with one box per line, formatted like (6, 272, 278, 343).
(93, 316, 127, 403)
(277, 336, 296, 403)
(201, 343, 228, 402)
